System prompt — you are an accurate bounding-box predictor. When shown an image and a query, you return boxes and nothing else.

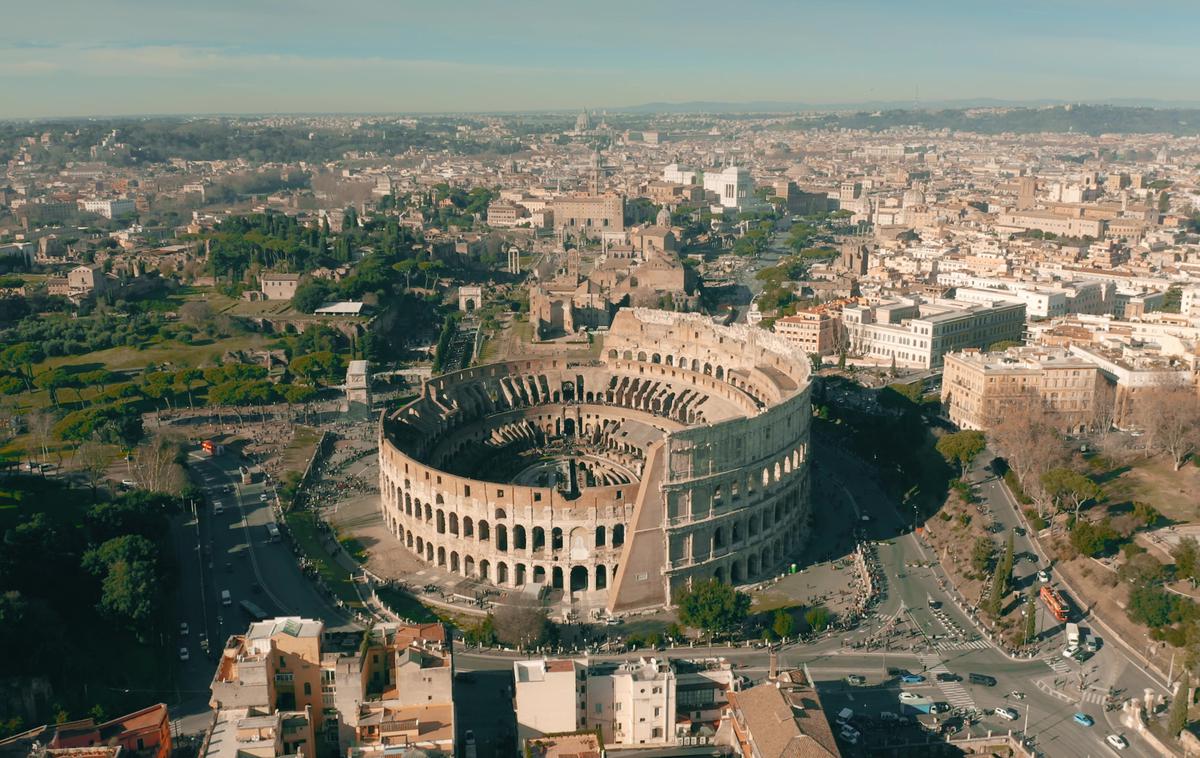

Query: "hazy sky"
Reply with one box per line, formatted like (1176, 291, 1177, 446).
(3, 0, 1198, 117)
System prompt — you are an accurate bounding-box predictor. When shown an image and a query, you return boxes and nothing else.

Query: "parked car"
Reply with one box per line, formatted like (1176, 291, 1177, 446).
(846, 674, 866, 686)
(180, 622, 189, 636)
(178, 647, 190, 662)
(1105, 734, 1128, 750)
(1073, 712, 1094, 727)
(995, 707, 1019, 721)
(221, 589, 232, 606)
(1037, 569, 1051, 583)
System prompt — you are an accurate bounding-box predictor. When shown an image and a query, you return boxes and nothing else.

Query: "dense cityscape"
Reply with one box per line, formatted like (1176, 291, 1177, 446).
(2, 5, 1200, 758)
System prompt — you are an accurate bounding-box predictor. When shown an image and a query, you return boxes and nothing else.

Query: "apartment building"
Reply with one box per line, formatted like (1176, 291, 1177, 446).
(0, 704, 172, 758)
(78, 197, 136, 219)
(942, 347, 1100, 433)
(841, 298, 1026, 369)
(718, 669, 839, 758)
(996, 209, 1105, 238)
(486, 201, 529, 227)
(209, 618, 454, 758)
(66, 264, 110, 300)
(551, 194, 624, 233)
(773, 311, 842, 356)
(514, 657, 682, 749)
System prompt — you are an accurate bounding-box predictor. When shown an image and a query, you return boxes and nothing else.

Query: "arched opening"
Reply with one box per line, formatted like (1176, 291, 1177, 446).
(425, 543, 433, 561)
(595, 564, 607, 590)
(436, 510, 446, 534)
(731, 560, 743, 584)
(612, 524, 625, 547)
(532, 526, 545, 552)
(450, 551, 460, 572)
(716, 366, 724, 380)
(514, 525, 527, 550)
(563, 417, 575, 436)
(713, 526, 726, 550)
(714, 566, 726, 584)
(480, 559, 491, 581)
(479, 520, 491, 542)
(570, 566, 589, 592)
(449, 513, 459, 536)
(437, 546, 446, 567)
(731, 521, 741, 543)
(496, 524, 508, 552)
(533, 565, 546, 584)
(416, 536, 424, 554)
(463, 517, 474, 538)
(464, 555, 476, 576)
(406, 533, 414, 549)
(552, 527, 563, 551)
(595, 525, 606, 547)
(552, 566, 564, 589)
(497, 561, 509, 585)
(515, 563, 527, 585)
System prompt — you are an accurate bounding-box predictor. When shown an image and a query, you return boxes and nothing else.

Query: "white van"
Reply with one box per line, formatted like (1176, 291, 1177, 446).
(221, 590, 232, 606)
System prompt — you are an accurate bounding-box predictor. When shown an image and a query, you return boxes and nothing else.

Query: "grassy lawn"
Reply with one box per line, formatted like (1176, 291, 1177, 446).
(280, 426, 322, 473)
(39, 332, 275, 373)
(1097, 455, 1200, 524)
(375, 585, 441, 624)
(284, 508, 363, 607)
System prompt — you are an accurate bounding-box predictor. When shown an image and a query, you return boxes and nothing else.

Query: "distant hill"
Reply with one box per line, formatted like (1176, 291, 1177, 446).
(615, 102, 1200, 135)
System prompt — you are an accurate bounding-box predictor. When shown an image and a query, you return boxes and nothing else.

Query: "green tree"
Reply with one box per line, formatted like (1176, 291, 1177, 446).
(804, 606, 831, 634)
(675, 579, 751, 639)
(1023, 590, 1038, 645)
(971, 536, 997, 575)
(1041, 467, 1102, 518)
(1127, 584, 1174, 628)
(936, 430, 987, 475)
(1070, 518, 1119, 558)
(291, 278, 333, 313)
(1168, 674, 1191, 737)
(1174, 537, 1200, 586)
(772, 609, 796, 639)
(81, 534, 162, 632)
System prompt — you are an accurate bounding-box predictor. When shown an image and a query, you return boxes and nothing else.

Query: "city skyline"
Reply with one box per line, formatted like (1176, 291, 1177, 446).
(3, 0, 1199, 118)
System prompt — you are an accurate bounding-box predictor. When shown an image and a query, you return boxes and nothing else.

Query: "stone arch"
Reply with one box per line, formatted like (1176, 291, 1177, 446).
(435, 493, 445, 505)
(496, 524, 508, 552)
(436, 510, 446, 534)
(748, 553, 760, 577)
(533, 565, 546, 584)
(514, 524, 527, 550)
(712, 526, 726, 551)
(551, 527, 563, 551)
(479, 520, 491, 542)
(437, 546, 446, 567)
(450, 551, 460, 572)
(731, 559, 744, 584)
(714, 566, 726, 584)
(570, 566, 589, 592)
(595, 525, 606, 547)
(612, 523, 625, 547)
(480, 559, 491, 581)
(497, 561, 509, 585)
(715, 366, 724, 380)
(651, 353, 661, 364)
(665, 355, 674, 366)
(463, 517, 474, 538)
(495, 508, 507, 520)
(406, 532, 414, 549)
(424, 503, 433, 522)
(552, 566, 564, 589)
(515, 563, 527, 585)
(608, 349, 618, 360)
(425, 542, 434, 562)
(532, 526, 545, 551)
(595, 564, 607, 589)
(637, 351, 647, 362)
(449, 512, 459, 536)
(464, 555, 476, 576)
(416, 536, 425, 554)
(703, 362, 713, 375)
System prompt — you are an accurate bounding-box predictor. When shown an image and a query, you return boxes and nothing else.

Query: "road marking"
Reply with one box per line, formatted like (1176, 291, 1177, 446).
(1046, 657, 1072, 675)
(917, 652, 977, 710)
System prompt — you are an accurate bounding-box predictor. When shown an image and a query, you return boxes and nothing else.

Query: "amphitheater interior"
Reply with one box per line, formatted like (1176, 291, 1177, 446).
(378, 308, 814, 614)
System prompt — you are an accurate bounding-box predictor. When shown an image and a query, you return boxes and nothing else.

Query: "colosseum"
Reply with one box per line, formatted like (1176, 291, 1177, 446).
(377, 308, 814, 614)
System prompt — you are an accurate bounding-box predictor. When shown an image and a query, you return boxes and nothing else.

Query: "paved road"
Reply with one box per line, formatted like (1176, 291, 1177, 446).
(170, 448, 357, 735)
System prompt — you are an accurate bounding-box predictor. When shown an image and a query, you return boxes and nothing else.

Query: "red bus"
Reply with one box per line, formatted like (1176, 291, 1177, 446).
(1040, 585, 1071, 623)
(202, 440, 224, 456)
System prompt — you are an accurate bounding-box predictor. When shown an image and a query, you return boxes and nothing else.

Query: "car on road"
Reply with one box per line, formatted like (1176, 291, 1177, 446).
(1073, 712, 1094, 727)
(180, 622, 189, 636)
(936, 672, 962, 682)
(221, 589, 232, 606)
(121, 479, 138, 488)
(178, 647, 189, 662)
(213, 502, 225, 515)
(845, 674, 866, 686)
(899, 673, 926, 684)
(838, 725, 860, 745)
(1105, 733, 1128, 750)
(464, 730, 477, 758)
(1008, 690, 1025, 700)
(1012, 525, 1026, 536)
(1072, 649, 1094, 663)
(995, 707, 1019, 721)
(968, 673, 997, 686)
(898, 692, 921, 702)
(260, 493, 269, 502)
(1062, 644, 1080, 658)
(930, 702, 950, 714)
(1037, 569, 1051, 583)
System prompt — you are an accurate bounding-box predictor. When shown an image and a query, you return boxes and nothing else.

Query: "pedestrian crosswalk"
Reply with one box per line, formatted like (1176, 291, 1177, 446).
(918, 653, 976, 709)
(933, 638, 991, 652)
(1045, 657, 1072, 675)
(1035, 677, 1107, 705)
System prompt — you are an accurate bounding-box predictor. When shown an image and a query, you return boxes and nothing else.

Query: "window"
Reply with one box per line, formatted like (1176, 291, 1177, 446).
(595, 703, 603, 714)
(615, 702, 622, 712)
(304, 682, 312, 696)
